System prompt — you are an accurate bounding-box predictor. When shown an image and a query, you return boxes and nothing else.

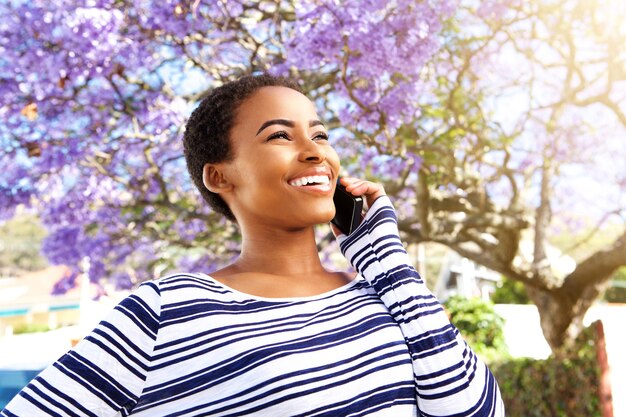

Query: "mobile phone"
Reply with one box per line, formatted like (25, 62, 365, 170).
(331, 179, 364, 235)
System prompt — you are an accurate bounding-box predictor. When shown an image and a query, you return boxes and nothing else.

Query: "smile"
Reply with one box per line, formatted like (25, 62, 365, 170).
(287, 175, 331, 187)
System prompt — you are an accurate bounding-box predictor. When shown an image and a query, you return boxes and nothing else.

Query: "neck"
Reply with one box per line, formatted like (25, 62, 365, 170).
(233, 224, 326, 277)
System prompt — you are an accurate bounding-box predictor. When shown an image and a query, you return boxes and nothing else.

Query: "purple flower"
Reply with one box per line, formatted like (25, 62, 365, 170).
(51, 269, 79, 296)
(280, 0, 455, 139)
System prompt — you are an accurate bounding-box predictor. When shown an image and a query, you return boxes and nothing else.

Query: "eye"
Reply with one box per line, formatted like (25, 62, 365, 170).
(267, 131, 291, 141)
(312, 131, 329, 141)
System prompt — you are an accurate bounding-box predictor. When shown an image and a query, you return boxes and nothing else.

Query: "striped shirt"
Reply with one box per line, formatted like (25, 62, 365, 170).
(1, 196, 503, 416)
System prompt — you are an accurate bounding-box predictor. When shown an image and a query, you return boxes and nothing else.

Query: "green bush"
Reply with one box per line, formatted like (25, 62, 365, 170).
(444, 295, 508, 363)
(444, 295, 602, 416)
(491, 277, 531, 304)
(604, 266, 626, 303)
(490, 322, 602, 417)
(13, 323, 51, 334)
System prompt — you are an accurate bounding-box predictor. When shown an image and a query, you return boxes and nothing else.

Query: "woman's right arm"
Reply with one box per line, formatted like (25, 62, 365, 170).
(334, 177, 504, 416)
(1, 282, 161, 417)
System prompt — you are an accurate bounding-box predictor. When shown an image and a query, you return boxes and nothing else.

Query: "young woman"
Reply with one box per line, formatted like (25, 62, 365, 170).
(2, 74, 504, 416)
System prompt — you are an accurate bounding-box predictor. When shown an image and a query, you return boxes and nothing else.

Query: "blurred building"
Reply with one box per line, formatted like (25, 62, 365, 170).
(0, 265, 98, 337)
(434, 251, 501, 302)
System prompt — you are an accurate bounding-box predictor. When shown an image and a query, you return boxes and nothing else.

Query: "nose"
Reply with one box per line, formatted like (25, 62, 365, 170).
(297, 138, 326, 164)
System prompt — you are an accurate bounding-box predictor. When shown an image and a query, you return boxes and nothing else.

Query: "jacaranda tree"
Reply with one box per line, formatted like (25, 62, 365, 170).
(1, 0, 624, 349)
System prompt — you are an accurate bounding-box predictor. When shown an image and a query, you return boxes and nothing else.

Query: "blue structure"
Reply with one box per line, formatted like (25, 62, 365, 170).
(0, 369, 41, 409)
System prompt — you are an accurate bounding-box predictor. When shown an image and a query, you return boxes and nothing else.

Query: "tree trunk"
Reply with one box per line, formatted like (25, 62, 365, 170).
(528, 273, 616, 350)
(527, 287, 578, 350)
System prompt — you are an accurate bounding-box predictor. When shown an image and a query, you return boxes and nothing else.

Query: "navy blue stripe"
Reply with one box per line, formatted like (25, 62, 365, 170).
(16, 390, 64, 417)
(248, 381, 413, 417)
(135, 314, 399, 409)
(220, 375, 413, 417)
(115, 295, 159, 337)
(155, 281, 370, 352)
(371, 241, 405, 257)
(159, 299, 289, 326)
(22, 383, 82, 417)
(395, 299, 444, 320)
(369, 274, 416, 299)
(339, 206, 396, 252)
(112, 306, 156, 339)
(421, 367, 497, 417)
(340, 213, 372, 246)
(414, 359, 466, 383)
(369, 263, 421, 285)
(142, 281, 160, 295)
(34, 377, 98, 417)
(83, 335, 147, 379)
(159, 277, 366, 326)
(410, 337, 460, 360)
(66, 351, 138, 401)
(358, 247, 409, 273)
(129, 291, 160, 324)
(407, 334, 460, 359)
(341, 398, 417, 417)
(53, 354, 136, 410)
(418, 357, 478, 401)
(96, 321, 153, 361)
(350, 237, 404, 270)
(355, 246, 413, 276)
(160, 274, 216, 287)
(161, 281, 232, 294)
(382, 295, 440, 320)
(148, 310, 395, 390)
(51, 361, 118, 410)
(300, 384, 415, 417)
(160, 287, 375, 337)
(405, 323, 459, 356)
(417, 359, 476, 391)
(151, 294, 381, 364)
(163, 344, 412, 416)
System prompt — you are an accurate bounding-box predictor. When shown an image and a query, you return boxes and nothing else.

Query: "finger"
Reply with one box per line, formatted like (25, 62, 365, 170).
(338, 176, 360, 187)
(340, 178, 386, 208)
(344, 180, 383, 198)
(344, 181, 371, 195)
(340, 178, 369, 194)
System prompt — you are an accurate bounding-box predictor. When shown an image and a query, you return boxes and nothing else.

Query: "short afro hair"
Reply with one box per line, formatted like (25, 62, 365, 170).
(183, 73, 302, 221)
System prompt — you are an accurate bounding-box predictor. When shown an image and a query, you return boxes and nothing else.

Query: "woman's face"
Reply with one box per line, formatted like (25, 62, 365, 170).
(219, 86, 341, 231)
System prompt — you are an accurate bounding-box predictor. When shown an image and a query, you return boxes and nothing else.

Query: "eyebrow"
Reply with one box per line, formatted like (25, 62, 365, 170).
(256, 119, 325, 135)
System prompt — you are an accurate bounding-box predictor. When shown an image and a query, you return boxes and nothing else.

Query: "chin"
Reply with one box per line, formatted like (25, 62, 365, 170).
(313, 208, 336, 225)
(310, 205, 335, 224)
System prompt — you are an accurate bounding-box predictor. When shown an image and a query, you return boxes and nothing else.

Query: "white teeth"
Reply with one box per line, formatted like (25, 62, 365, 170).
(289, 175, 330, 186)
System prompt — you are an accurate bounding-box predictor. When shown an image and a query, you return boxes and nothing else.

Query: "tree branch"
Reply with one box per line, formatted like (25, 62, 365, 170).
(563, 229, 626, 300)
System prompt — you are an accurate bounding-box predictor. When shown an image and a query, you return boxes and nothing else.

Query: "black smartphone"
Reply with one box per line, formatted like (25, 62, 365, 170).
(331, 179, 364, 235)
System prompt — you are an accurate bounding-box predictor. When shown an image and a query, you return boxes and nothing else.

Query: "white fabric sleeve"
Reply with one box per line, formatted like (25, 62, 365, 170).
(1, 282, 162, 417)
(336, 196, 505, 416)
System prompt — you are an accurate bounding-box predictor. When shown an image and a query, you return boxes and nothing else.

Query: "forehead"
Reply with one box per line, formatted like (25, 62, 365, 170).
(234, 86, 319, 129)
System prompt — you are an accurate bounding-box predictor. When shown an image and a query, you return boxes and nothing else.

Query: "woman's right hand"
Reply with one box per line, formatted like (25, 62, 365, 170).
(339, 177, 386, 209)
(330, 177, 386, 237)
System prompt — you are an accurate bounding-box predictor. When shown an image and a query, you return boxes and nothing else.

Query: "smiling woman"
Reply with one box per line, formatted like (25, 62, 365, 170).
(1, 74, 504, 417)
(201, 85, 341, 241)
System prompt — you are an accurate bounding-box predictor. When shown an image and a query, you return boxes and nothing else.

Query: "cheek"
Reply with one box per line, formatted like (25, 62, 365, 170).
(325, 145, 341, 170)
(233, 150, 290, 193)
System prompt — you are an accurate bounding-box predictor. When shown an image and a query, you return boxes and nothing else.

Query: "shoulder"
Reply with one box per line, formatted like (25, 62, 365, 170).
(140, 272, 236, 303)
(142, 272, 215, 289)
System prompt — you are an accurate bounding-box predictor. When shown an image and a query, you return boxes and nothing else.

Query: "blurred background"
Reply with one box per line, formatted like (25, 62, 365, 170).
(1, 0, 624, 415)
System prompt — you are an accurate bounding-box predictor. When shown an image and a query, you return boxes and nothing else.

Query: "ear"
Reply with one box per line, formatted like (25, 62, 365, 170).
(202, 163, 233, 194)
